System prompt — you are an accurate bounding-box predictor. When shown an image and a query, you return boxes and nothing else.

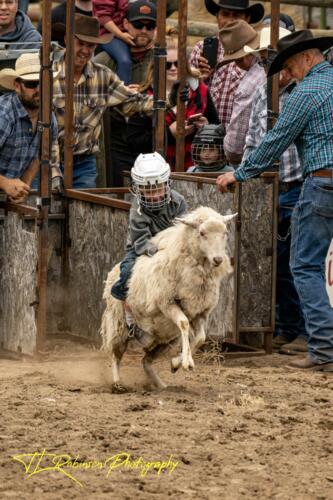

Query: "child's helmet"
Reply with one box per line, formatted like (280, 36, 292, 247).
(131, 152, 171, 211)
(191, 124, 226, 170)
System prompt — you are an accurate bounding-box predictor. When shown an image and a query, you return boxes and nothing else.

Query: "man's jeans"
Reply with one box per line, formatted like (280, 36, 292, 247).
(111, 248, 137, 301)
(61, 154, 97, 189)
(276, 184, 306, 340)
(290, 175, 333, 363)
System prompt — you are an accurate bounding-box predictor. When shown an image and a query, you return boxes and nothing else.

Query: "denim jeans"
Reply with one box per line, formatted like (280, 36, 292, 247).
(111, 248, 137, 301)
(276, 184, 306, 340)
(61, 154, 97, 189)
(290, 175, 333, 363)
(101, 38, 132, 85)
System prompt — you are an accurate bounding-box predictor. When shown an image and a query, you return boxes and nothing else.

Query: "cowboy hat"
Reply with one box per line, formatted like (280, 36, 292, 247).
(244, 26, 291, 55)
(0, 53, 41, 90)
(55, 14, 113, 45)
(205, 0, 264, 25)
(218, 20, 260, 66)
(268, 29, 333, 77)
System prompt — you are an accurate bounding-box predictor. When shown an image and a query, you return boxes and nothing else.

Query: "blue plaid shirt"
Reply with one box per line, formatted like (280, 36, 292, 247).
(0, 92, 59, 179)
(235, 61, 333, 181)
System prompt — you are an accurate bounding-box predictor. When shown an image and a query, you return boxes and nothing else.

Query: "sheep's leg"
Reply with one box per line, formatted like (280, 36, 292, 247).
(171, 317, 206, 373)
(143, 344, 170, 390)
(159, 303, 193, 371)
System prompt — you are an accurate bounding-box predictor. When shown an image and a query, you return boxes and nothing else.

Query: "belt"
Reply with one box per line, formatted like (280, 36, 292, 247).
(279, 180, 303, 193)
(309, 169, 333, 178)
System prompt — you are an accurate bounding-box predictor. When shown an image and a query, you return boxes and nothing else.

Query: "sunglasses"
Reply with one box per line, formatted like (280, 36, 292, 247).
(131, 20, 156, 30)
(18, 79, 39, 89)
(166, 61, 178, 70)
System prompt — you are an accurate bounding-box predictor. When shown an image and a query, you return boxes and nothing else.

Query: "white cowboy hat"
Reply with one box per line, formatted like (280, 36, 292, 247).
(0, 53, 42, 90)
(243, 27, 291, 54)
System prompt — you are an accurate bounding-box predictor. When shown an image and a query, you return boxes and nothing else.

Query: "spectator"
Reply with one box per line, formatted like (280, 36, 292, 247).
(37, 0, 92, 47)
(189, 0, 264, 129)
(165, 34, 219, 171)
(188, 124, 233, 174)
(93, 0, 133, 84)
(94, 0, 156, 83)
(219, 20, 266, 166)
(94, 0, 156, 186)
(0, 53, 60, 202)
(53, 14, 153, 189)
(0, 0, 41, 49)
(243, 26, 307, 355)
(217, 30, 333, 372)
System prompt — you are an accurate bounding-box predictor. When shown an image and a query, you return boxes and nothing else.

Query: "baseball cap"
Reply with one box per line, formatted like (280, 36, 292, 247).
(127, 0, 157, 22)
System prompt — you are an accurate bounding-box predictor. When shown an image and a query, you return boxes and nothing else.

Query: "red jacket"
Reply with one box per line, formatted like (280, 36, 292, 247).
(166, 82, 208, 171)
(92, 0, 128, 34)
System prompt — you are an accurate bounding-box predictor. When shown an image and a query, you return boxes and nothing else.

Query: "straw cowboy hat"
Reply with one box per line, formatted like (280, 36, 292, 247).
(0, 53, 42, 90)
(54, 14, 113, 45)
(205, 0, 264, 25)
(218, 20, 260, 66)
(243, 26, 291, 55)
(268, 29, 333, 77)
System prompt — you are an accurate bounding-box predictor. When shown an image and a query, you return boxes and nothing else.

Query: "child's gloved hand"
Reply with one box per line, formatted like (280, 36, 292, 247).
(146, 245, 158, 257)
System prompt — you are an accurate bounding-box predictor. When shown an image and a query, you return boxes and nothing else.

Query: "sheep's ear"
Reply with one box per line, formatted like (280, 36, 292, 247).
(222, 213, 238, 223)
(175, 216, 201, 229)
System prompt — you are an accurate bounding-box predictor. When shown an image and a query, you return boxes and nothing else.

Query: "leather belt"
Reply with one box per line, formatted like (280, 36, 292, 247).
(279, 180, 303, 193)
(310, 169, 333, 178)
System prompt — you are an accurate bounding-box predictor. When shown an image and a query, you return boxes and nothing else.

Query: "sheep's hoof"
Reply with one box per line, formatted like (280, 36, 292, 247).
(182, 357, 195, 371)
(171, 356, 181, 373)
(111, 382, 128, 394)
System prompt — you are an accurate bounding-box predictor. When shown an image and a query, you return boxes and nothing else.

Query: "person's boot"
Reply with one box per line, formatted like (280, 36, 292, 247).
(128, 324, 154, 349)
(288, 355, 333, 372)
(272, 333, 290, 350)
(279, 336, 307, 355)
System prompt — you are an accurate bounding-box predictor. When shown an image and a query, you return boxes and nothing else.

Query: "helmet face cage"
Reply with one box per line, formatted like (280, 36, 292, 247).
(132, 180, 171, 211)
(191, 141, 226, 169)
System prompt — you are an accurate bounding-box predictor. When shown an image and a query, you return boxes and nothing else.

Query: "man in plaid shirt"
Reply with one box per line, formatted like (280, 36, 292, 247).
(189, 0, 264, 129)
(53, 14, 153, 188)
(217, 30, 333, 372)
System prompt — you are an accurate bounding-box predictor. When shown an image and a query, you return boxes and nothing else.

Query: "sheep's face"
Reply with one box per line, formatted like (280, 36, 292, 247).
(198, 219, 228, 267)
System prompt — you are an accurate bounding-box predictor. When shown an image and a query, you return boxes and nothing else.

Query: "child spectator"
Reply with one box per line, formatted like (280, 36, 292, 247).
(188, 124, 234, 174)
(92, 0, 133, 84)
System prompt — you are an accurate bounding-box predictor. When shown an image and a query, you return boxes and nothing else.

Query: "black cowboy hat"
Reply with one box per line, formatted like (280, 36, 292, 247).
(268, 29, 333, 76)
(204, 0, 264, 25)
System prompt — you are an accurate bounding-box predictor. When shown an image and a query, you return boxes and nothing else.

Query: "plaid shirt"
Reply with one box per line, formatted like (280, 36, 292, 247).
(0, 92, 59, 179)
(243, 83, 303, 183)
(235, 62, 333, 182)
(53, 54, 153, 158)
(190, 39, 244, 128)
(224, 59, 266, 159)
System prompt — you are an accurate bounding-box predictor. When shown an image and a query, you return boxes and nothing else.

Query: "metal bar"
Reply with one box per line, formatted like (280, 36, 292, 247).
(320, 7, 327, 29)
(153, 0, 167, 156)
(65, 189, 131, 210)
(36, 0, 53, 352)
(77, 187, 130, 193)
(233, 183, 242, 345)
(175, 0, 187, 172)
(265, 0, 331, 6)
(265, 172, 279, 354)
(63, 0, 75, 189)
(239, 326, 274, 333)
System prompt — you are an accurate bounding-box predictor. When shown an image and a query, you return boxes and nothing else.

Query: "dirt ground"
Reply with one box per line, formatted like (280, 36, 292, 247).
(0, 340, 332, 500)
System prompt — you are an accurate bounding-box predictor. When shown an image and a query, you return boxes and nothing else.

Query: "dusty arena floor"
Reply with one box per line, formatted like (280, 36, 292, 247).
(0, 341, 332, 500)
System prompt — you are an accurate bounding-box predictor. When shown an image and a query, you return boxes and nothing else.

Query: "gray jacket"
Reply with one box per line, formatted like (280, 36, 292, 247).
(127, 189, 187, 256)
(0, 11, 41, 49)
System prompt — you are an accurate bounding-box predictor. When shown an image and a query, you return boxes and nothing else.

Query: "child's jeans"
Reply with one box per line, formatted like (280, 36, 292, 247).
(101, 37, 132, 85)
(111, 248, 137, 300)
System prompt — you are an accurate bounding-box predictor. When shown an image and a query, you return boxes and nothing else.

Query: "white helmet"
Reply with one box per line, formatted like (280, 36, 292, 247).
(131, 152, 171, 211)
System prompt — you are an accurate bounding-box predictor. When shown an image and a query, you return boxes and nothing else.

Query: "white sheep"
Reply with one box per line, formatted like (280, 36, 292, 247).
(100, 206, 236, 390)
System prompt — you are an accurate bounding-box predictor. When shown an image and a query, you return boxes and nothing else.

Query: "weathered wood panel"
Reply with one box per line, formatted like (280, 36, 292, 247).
(0, 213, 37, 354)
(171, 179, 237, 338)
(65, 200, 129, 339)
